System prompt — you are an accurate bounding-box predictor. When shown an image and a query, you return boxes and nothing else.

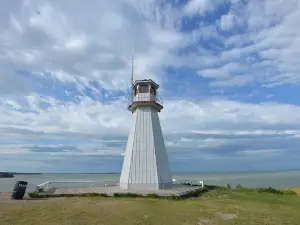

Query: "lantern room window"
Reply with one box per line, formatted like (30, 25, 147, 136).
(139, 85, 148, 93)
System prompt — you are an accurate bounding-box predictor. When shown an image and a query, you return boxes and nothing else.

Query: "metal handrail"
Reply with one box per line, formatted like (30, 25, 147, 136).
(36, 179, 204, 192)
(36, 180, 93, 191)
(36, 180, 119, 191)
(172, 179, 204, 188)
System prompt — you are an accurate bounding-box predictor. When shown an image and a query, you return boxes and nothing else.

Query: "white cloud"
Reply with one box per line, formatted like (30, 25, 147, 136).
(2, 0, 298, 91)
(1, 0, 300, 171)
(0, 0, 189, 93)
(237, 149, 282, 155)
(1, 95, 300, 154)
(0, 160, 50, 168)
(219, 13, 235, 31)
(198, 62, 245, 78)
(183, 0, 225, 16)
(183, 0, 300, 88)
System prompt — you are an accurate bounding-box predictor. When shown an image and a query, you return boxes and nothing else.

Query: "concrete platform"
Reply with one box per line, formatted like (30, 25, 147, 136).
(50, 184, 203, 197)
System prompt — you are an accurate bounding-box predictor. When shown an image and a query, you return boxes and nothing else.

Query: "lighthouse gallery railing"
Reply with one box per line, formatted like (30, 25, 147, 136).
(128, 93, 163, 106)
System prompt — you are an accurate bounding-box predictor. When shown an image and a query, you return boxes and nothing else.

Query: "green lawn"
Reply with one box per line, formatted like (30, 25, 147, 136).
(1, 187, 300, 225)
(289, 186, 300, 195)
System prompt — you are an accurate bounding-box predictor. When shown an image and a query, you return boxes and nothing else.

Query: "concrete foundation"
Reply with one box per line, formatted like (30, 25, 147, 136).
(118, 182, 173, 190)
(50, 184, 202, 197)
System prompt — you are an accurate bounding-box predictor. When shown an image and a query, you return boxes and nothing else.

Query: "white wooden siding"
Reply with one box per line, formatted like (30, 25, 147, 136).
(119, 104, 172, 190)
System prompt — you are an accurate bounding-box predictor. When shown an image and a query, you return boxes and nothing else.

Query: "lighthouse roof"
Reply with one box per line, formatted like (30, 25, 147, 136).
(132, 79, 159, 89)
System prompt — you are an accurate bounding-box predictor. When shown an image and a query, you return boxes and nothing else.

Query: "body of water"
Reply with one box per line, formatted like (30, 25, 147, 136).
(1, 171, 300, 192)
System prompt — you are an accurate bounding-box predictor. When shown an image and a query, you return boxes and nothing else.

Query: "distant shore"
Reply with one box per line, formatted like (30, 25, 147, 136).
(0, 172, 42, 176)
(0, 172, 14, 178)
(0, 172, 44, 178)
(2, 172, 118, 175)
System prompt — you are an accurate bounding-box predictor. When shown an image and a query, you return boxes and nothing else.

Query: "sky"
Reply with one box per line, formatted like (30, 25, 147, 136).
(1, 0, 300, 173)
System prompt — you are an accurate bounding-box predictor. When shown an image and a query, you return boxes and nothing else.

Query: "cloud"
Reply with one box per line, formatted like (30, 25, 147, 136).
(219, 13, 235, 31)
(0, 0, 188, 94)
(184, 0, 300, 88)
(0, 72, 35, 96)
(183, 0, 226, 16)
(1, 0, 300, 92)
(2, 95, 300, 158)
(1, 0, 300, 172)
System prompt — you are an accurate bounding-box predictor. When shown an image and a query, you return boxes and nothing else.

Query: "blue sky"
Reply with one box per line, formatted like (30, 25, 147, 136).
(1, 0, 300, 173)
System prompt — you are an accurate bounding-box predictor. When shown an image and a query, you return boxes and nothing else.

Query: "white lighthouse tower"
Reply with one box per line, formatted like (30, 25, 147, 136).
(119, 78, 173, 190)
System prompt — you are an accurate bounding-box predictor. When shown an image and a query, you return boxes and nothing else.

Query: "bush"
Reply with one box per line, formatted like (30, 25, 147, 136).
(37, 188, 45, 193)
(168, 195, 182, 200)
(90, 193, 100, 197)
(28, 191, 39, 198)
(255, 187, 297, 195)
(147, 193, 159, 198)
(236, 184, 243, 189)
(113, 193, 121, 197)
(282, 190, 298, 195)
(204, 184, 220, 190)
(256, 187, 282, 194)
(113, 192, 141, 198)
(122, 193, 140, 198)
(100, 193, 108, 197)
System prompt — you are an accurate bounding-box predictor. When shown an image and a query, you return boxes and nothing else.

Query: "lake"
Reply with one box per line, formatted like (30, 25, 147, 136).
(1, 171, 300, 192)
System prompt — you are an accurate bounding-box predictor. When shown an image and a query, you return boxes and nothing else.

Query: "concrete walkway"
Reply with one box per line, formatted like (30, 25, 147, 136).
(52, 185, 202, 196)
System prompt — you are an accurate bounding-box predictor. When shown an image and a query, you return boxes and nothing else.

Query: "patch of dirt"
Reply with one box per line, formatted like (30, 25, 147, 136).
(95, 200, 132, 206)
(215, 212, 237, 220)
(197, 218, 212, 224)
(143, 214, 150, 219)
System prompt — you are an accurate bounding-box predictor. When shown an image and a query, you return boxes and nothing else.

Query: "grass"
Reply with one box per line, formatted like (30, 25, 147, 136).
(288, 186, 300, 195)
(1, 186, 300, 225)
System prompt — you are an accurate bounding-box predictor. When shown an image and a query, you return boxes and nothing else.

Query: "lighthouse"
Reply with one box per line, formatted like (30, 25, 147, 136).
(119, 79, 173, 190)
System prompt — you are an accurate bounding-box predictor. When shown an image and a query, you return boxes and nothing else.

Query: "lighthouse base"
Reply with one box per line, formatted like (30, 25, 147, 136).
(49, 184, 203, 197)
(119, 182, 173, 191)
